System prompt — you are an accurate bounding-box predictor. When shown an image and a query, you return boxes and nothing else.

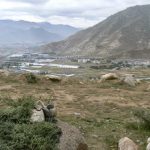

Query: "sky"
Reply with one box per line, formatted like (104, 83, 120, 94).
(0, 0, 150, 28)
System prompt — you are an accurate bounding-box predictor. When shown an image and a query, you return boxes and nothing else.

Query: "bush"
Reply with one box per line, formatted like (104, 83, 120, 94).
(25, 73, 38, 83)
(0, 97, 34, 123)
(0, 97, 61, 150)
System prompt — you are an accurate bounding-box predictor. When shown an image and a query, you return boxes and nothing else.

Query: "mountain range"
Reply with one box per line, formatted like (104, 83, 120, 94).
(41, 5, 150, 59)
(0, 20, 80, 46)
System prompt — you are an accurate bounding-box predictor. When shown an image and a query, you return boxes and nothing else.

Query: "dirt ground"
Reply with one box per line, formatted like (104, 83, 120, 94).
(0, 68, 150, 150)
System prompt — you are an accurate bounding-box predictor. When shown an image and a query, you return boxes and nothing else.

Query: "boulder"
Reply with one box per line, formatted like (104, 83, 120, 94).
(100, 73, 118, 82)
(45, 75, 62, 82)
(123, 75, 137, 87)
(146, 137, 150, 150)
(57, 120, 88, 150)
(34, 100, 57, 122)
(118, 137, 138, 150)
(30, 109, 45, 123)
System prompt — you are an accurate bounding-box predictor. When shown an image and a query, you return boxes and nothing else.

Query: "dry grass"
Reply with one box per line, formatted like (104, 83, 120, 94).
(0, 69, 150, 149)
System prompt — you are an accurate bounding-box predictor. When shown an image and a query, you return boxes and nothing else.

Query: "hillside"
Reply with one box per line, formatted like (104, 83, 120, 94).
(0, 20, 80, 46)
(41, 5, 150, 59)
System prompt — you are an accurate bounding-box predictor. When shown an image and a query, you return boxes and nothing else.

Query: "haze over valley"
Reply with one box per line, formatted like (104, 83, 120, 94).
(0, 20, 80, 57)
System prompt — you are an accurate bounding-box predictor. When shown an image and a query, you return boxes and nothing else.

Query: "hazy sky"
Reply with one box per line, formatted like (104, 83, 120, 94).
(0, 0, 150, 28)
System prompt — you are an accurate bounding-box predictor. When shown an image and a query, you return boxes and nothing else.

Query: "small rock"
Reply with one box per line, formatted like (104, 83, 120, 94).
(45, 75, 62, 82)
(0, 69, 10, 76)
(118, 137, 138, 150)
(92, 134, 99, 138)
(74, 112, 81, 116)
(100, 73, 119, 82)
(79, 82, 84, 85)
(146, 137, 150, 150)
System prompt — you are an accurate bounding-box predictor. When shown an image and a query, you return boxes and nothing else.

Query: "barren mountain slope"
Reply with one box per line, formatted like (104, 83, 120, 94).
(41, 5, 150, 59)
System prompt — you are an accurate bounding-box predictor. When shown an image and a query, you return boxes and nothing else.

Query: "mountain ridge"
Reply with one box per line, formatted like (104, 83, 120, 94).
(0, 20, 80, 46)
(41, 5, 150, 59)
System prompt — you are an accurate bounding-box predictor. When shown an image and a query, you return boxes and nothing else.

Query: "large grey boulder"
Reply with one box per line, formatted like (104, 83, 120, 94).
(123, 74, 138, 87)
(118, 137, 138, 150)
(30, 109, 45, 123)
(57, 120, 88, 150)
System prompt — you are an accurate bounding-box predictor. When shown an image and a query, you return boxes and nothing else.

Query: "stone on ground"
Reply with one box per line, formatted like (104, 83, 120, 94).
(100, 73, 119, 82)
(57, 120, 88, 150)
(45, 75, 62, 82)
(118, 137, 138, 150)
(123, 74, 137, 87)
(146, 137, 150, 150)
(30, 109, 45, 122)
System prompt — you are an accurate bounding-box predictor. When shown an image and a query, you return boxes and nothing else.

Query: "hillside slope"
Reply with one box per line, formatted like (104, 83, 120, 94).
(41, 5, 150, 59)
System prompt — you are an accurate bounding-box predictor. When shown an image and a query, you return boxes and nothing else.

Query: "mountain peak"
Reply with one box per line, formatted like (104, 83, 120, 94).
(41, 4, 150, 59)
(0, 20, 80, 46)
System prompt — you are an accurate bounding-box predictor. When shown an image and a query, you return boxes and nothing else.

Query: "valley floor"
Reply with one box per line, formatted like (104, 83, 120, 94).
(0, 68, 150, 150)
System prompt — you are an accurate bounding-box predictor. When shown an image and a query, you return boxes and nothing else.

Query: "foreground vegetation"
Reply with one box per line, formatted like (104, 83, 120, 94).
(0, 97, 61, 150)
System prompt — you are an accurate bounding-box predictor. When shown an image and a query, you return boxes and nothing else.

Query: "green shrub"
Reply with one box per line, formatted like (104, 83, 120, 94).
(25, 73, 38, 83)
(0, 97, 61, 150)
(133, 108, 150, 130)
(0, 97, 34, 123)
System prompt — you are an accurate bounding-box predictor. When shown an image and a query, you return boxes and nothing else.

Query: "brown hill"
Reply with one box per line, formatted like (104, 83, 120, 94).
(41, 5, 150, 59)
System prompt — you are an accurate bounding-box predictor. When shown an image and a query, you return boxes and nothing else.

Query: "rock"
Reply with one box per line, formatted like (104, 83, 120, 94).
(0, 69, 10, 76)
(118, 137, 138, 150)
(57, 120, 88, 150)
(136, 79, 141, 84)
(30, 109, 45, 123)
(79, 82, 84, 85)
(91, 134, 99, 138)
(147, 85, 150, 91)
(146, 137, 150, 150)
(74, 112, 81, 117)
(123, 74, 137, 87)
(45, 75, 62, 82)
(100, 73, 118, 82)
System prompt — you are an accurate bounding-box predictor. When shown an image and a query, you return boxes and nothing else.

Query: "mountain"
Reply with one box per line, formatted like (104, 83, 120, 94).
(0, 20, 80, 46)
(41, 5, 150, 59)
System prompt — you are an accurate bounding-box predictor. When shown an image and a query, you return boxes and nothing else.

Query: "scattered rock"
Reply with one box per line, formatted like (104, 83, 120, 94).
(146, 137, 150, 150)
(79, 82, 84, 85)
(136, 79, 141, 84)
(46, 75, 62, 82)
(100, 73, 119, 82)
(91, 134, 99, 138)
(118, 137, 138, 150)
(0, 69, 10, 76)
(30, 109, 45, 123)
(57, 120, 88, 150)
(74, 112, 81, 117)
(123, 74, 138, 87)
(147, 85, 150, 91)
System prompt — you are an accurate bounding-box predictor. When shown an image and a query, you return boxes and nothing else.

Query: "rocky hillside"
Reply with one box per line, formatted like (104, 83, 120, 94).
(41, 5, 150, 59)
